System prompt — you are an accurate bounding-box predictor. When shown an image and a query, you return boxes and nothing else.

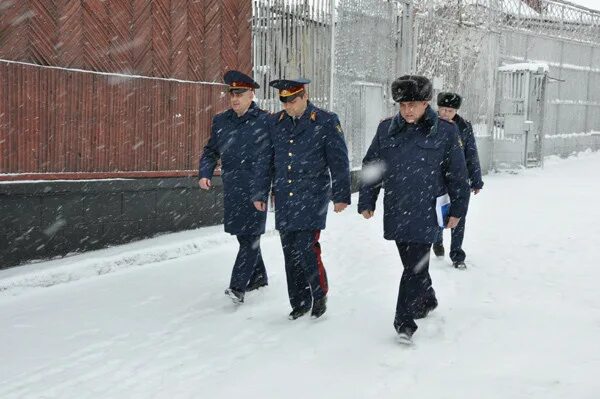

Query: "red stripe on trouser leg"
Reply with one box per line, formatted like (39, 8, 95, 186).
(312, 230, 328, 295)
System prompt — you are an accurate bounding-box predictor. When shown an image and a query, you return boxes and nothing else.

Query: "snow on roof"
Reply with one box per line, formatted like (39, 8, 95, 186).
(498, 62, 550, 72)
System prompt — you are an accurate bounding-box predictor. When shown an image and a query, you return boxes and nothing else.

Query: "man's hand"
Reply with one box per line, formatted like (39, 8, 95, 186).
(446, 216, 461, 229)
(361, 210, 374, 219)
(199, 178, 212, 190)
(334, 203, 348, 213)
(254, 201, 267, 212)
(472, 188, 481, 195)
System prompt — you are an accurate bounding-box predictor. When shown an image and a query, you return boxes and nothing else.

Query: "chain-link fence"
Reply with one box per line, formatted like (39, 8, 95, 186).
(333, 0, 412, 168)
(413, 0, 600, 169)
(252, 0, 413, 168)
(252, 0, 600, 170)
(252, 0, 333, 112)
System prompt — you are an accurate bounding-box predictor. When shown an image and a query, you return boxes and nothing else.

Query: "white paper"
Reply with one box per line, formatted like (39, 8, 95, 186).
(436, 194, 451, 228)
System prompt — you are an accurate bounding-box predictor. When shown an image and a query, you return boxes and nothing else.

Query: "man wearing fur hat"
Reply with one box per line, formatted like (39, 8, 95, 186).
(433, 92, 484, 269)
(358, 75, 470, 343)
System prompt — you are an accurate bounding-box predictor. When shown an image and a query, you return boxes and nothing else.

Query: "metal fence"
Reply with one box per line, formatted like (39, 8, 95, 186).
(252, 0, 413, 168)
(252, 0, 334, 111)
(251, 0, 599, 170)
(413, 0, 600, 169)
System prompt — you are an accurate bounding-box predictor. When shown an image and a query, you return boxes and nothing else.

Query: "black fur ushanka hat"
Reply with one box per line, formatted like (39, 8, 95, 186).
(391, 75, 433, 103)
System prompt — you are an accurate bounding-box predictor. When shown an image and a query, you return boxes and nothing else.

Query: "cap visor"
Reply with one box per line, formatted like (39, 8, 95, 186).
(279, 92, 303, 103)
(229, 88, 250, 94)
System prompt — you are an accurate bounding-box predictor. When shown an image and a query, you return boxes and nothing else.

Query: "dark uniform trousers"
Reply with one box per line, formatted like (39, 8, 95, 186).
(230, 235, 268, 292)
(436, 193, 471, 262)
(279, 230, 329, 311)
(394, 242, 436, 333)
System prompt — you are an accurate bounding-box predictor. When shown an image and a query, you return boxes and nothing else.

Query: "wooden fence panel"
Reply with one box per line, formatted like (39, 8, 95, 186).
(0, 0, 252, 180)
(0, 61, 227, 179)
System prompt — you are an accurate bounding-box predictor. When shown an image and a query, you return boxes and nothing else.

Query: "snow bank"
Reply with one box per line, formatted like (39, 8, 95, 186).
(0, 224, 277, 297)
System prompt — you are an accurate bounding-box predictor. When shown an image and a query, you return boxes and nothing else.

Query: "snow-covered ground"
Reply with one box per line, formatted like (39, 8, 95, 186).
(1, 152, 599, 399)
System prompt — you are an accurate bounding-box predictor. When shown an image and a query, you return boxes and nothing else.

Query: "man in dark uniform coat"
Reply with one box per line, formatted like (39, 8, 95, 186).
(358, 76, 470, 343)
(433, 92, 485, 269)
(252, 78, 351, 320)
(199, 70, 269, 304)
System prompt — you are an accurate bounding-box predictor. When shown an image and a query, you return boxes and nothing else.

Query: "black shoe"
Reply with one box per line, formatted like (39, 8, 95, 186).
(246, 280, 268, 292)
(311, 297, 327, 319)
(224, 288, 244, 304)
(395, 325, 416, 345)
(288, 307, 311, 320)
(453, 261, 467, 270)
(433, 243, 445, 257)
(414, 297, 438, 319)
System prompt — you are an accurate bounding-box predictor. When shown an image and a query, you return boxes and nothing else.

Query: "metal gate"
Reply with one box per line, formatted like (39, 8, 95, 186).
(252, 0, 333, 112)
(251, 0, 413, 168)
(493, 63, 549, 168)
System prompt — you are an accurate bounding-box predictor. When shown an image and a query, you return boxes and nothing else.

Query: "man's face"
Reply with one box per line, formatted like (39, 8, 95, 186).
(229, 89, 254, 114)
(399, 101, 429, 123)
(282, 91, 309, 118)
(438, 106, 458, 122)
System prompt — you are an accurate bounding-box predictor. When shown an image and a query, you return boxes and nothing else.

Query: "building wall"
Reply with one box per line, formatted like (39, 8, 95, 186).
(0, 178, 224, 268)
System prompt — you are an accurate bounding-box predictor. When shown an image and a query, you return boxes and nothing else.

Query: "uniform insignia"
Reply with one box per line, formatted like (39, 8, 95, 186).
(278, 112, 286, 122)
(310, 111, 317, 121)
(281, 89, 290, 96)
(336, 124, 343, 134)
(458, 137, 464, 148)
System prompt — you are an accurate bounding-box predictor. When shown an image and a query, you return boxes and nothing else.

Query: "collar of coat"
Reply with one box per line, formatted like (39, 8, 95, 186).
(452, 113, 468, 130)
(277, 101, 318, 124)
(389, 105, 438, 136)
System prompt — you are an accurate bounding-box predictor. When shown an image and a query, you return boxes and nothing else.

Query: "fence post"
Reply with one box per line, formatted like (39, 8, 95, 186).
(329, 0, 335, 110)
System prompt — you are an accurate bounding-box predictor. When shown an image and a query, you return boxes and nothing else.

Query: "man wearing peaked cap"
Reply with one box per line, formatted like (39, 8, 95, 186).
(433, 92, 484, 269)
(269, 78, 311, 103)
(223, 70, 261, 93)
(198, 70, 270, 305)
(358, 75, 470, 343)
(252, 78, 351, 320)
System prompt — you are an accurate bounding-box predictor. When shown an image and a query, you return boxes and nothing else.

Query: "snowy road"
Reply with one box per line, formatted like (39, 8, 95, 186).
(1, 152, 599, 398)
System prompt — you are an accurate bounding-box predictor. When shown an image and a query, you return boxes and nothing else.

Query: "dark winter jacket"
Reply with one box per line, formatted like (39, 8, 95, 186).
(252, 101, 351, 232)
(199, 101, 268, 235)
(358, 106, 470, 243)
(453, 114, 484, 190)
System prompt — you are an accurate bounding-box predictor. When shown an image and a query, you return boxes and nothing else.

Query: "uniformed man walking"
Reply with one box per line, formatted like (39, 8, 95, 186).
(199, 70, 269, 304)
(433, 92, 484, 269)
(252, 78, 351, 320)
(358, 76, 470, 343)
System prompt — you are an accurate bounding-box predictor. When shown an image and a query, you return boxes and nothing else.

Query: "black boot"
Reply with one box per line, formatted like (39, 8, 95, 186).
(311, 297, 327, 319)
(246, 278, 268, 292)
(414, 296, 438, 319)
(396, 326, 415, 344)
(453, 261, 467, 270)
(432, 243, 445, 257)
(224, 288, 244, 304)
(394, 321, 417, 345)
(288, 307, 311, 320)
